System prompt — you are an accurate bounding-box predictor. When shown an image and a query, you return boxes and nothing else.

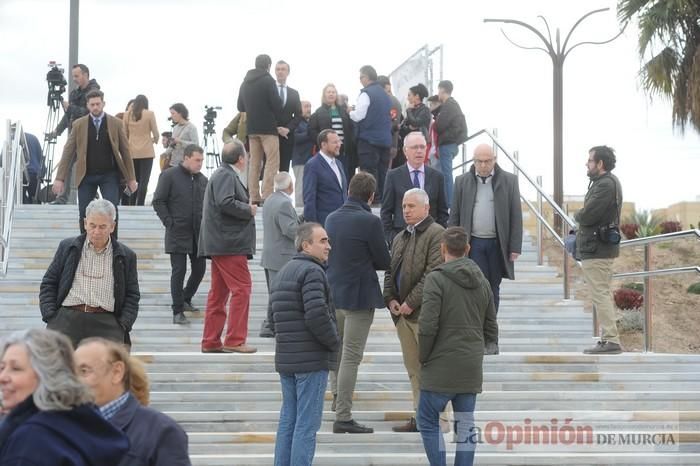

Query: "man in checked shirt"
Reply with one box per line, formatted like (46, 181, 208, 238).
(40, 199, 140, 348)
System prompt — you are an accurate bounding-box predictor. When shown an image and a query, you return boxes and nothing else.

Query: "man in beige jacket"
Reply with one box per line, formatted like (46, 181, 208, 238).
(53, 90, 137, 238)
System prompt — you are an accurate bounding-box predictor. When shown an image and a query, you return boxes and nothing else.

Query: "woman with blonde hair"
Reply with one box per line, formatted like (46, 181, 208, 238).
(309, 83, 356, 179)
(0, 329, 128, 465)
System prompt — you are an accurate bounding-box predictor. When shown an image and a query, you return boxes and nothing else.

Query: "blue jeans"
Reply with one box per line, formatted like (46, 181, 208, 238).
(274, 370, 328, 466)
(418, 390, 477, 466)
(78, 171, 120, 236)
(469, 237, 504, 312)
(438, 144, 458, 207)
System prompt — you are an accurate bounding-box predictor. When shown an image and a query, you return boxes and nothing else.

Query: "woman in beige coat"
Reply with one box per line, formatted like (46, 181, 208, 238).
(122, 94, 159, 205)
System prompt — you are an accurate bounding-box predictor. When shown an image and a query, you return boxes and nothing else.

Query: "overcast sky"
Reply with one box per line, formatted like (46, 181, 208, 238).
(1, 0, 699, 211)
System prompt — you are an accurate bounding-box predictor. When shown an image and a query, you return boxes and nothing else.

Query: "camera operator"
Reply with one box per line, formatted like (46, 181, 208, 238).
(50, 64, 101, 205)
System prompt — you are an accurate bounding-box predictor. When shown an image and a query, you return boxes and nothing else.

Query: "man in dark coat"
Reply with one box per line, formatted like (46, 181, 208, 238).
(576, 145, 624, 354)
(449, 143, 523, 314)
(292, 101, 314, 207)
(325, 172, 391, 434)
(39, 199, 140, 348)
(152, 144, 208, 325)
(418, 227, 499, 466)
(269, 222, 339, 466)
(274, 60, 302, 173)
(303, 129, 348, 226)
(75, 338, 190, 466)
(237, 54, 283, 203)
(381, 131, 448, 244)
(198, 141, 257, 354)
(435, 80, 468, 206)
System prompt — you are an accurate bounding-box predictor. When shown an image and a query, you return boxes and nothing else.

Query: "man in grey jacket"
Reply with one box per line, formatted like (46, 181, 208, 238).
(198, 141, 257, 354)
(259, 172, 301, 337)
(418, 227, 498, 466)
(449, 144, 523, 314)
(576, 145, 623, 354)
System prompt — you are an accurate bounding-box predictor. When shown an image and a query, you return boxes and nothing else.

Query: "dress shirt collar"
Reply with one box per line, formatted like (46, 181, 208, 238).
(319, 151, 337, 166)
(406, 163, 425, 175)
(100, 391, 130, 420)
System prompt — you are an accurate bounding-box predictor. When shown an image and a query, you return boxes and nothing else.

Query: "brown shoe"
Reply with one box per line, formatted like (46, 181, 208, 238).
(201, 347, 224, 353)
(222, 344, 258, 354)
(392, 417, 419, 432)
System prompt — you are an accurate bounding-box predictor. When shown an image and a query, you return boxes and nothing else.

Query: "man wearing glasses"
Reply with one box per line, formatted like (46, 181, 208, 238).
(40, 199, 140, 348)
(381, 131, 449, 244)
(449, 144, 522, 315)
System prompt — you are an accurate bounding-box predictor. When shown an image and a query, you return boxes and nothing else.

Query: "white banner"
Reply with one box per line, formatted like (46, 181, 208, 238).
(389, 52, 429, 113)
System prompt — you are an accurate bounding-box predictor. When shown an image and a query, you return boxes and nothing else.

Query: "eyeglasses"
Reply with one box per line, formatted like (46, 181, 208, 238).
(406, 145, 427, 151)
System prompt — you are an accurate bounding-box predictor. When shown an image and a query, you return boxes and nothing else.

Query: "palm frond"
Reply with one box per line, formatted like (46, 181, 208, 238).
(640, 47, 678, 96)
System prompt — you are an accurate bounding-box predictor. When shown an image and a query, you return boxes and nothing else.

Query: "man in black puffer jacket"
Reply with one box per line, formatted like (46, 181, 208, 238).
(269, 222, 339, 466)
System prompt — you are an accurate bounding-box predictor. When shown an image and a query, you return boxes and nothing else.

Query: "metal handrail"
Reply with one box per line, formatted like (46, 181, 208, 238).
(0, 120, 25, 276)
(620, 229, 700, 247)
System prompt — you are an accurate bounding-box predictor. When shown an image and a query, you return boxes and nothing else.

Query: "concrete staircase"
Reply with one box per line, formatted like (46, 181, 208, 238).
(2, 204, 699, 465)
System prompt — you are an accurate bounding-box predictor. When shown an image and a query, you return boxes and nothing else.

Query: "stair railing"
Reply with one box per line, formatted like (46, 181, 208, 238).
(452, 128, 700, 352)
(1, 120, 26, 277)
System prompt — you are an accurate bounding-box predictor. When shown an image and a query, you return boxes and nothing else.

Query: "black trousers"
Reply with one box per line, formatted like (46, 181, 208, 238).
(279, 135, 294, 173)
(170, 247, 207, 314)
(121, 158, 153, 206)
(356, 139, 391, 202)
(47, 306, 125, 348)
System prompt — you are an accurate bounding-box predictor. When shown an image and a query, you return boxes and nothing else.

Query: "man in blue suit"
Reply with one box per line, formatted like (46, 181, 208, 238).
(303, 129, 348, 225)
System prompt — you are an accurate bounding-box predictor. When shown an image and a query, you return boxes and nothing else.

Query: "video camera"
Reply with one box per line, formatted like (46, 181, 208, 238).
(46, 61, 67, 107)
(203, 105, 222, 135)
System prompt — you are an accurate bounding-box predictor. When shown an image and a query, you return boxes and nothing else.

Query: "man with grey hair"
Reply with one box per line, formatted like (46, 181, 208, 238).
(383, 188, 444, 432)
(39, 199, 140, 348)
(198, 141, 258, 354)
(259, 171, 301, 337)
(269, 222, 339, 465)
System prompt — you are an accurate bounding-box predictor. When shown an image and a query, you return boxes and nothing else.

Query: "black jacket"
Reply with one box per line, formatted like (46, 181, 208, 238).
(381, 163, 449, 243)
(325, 198, 391, 310)
(575, 172, 623, 260)
(237, 69, 283, 135)
(152, 164, 208, 254)
(39, 235, 140, 332)
(401, 103, 431, 139)
(435, 97, 468, 145)
(308, 104, 355, 154)
(269, 254, 340, 374)
(55, 79, 101, 136)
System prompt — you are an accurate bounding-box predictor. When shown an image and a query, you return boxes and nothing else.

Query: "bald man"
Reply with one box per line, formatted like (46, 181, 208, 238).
(449, 144, 522, 314)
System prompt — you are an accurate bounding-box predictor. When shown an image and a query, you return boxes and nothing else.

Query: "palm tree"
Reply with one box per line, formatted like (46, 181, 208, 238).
(618, 0, 700, 134)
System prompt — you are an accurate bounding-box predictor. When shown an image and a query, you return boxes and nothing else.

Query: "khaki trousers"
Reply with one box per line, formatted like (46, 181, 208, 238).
(292, 164, 304, 207)
(329, 308, 374, 422)
(248, 134, 280, 202)
(582, 258, 620, 345)
(396, 316, 421, 411)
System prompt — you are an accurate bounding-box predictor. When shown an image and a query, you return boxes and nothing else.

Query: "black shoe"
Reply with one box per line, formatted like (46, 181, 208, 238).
(50, 199, 66, 205)
(183, 301, 200, 313)
(333, 419, 374, 434)
(583, 340, 623, 354)
(259, 319, 274, 338)
(173, 312, 190, 325)
(392, 417, 419, 432)
(331, 394, 337, 412)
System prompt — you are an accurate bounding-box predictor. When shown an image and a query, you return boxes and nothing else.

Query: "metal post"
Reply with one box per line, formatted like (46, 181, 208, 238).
(491, 128, 498, 158)
(536, 175, 543, 266)
(643, 244, 653, 352)
(461, 143, 466, 175)
(68, 0, 79, 92)
(513, 150, 520, 178)
(592, 304, 599, 338)
(563, 247, 570, 300)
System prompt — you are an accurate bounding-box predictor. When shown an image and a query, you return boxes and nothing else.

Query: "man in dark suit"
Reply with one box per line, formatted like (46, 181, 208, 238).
(325, 172, 391, 434)
(274, 60, 302, 173)
(381, 131, 448, 244)
(303, 129, 348, 226)
(259, 172, 301, 337)
(52, 90, 137, 238)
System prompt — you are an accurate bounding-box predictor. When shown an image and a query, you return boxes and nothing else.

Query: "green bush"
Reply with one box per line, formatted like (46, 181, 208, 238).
(688, 282, 700, 295)
(625, 210, 662, 238)
(617, 309, 643, 332)
(622, 282, 644, 292)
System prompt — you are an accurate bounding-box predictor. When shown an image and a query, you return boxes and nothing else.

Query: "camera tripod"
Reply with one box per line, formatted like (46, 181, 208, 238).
(202, 106, 221, 174)
(37, 64, 66, 203)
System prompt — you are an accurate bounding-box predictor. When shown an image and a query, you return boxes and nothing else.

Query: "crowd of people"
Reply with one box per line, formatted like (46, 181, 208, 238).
(2, 54, 625, 466)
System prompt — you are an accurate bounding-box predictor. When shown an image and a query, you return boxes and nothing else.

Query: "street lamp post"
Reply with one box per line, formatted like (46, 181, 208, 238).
(484, 8, 623, 234)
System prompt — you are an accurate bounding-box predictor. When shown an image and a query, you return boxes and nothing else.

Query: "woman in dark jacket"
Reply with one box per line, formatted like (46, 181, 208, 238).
(309, 83, 356, 180)
(0, 329, 128, 465)
(401, 83, 431, 139)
